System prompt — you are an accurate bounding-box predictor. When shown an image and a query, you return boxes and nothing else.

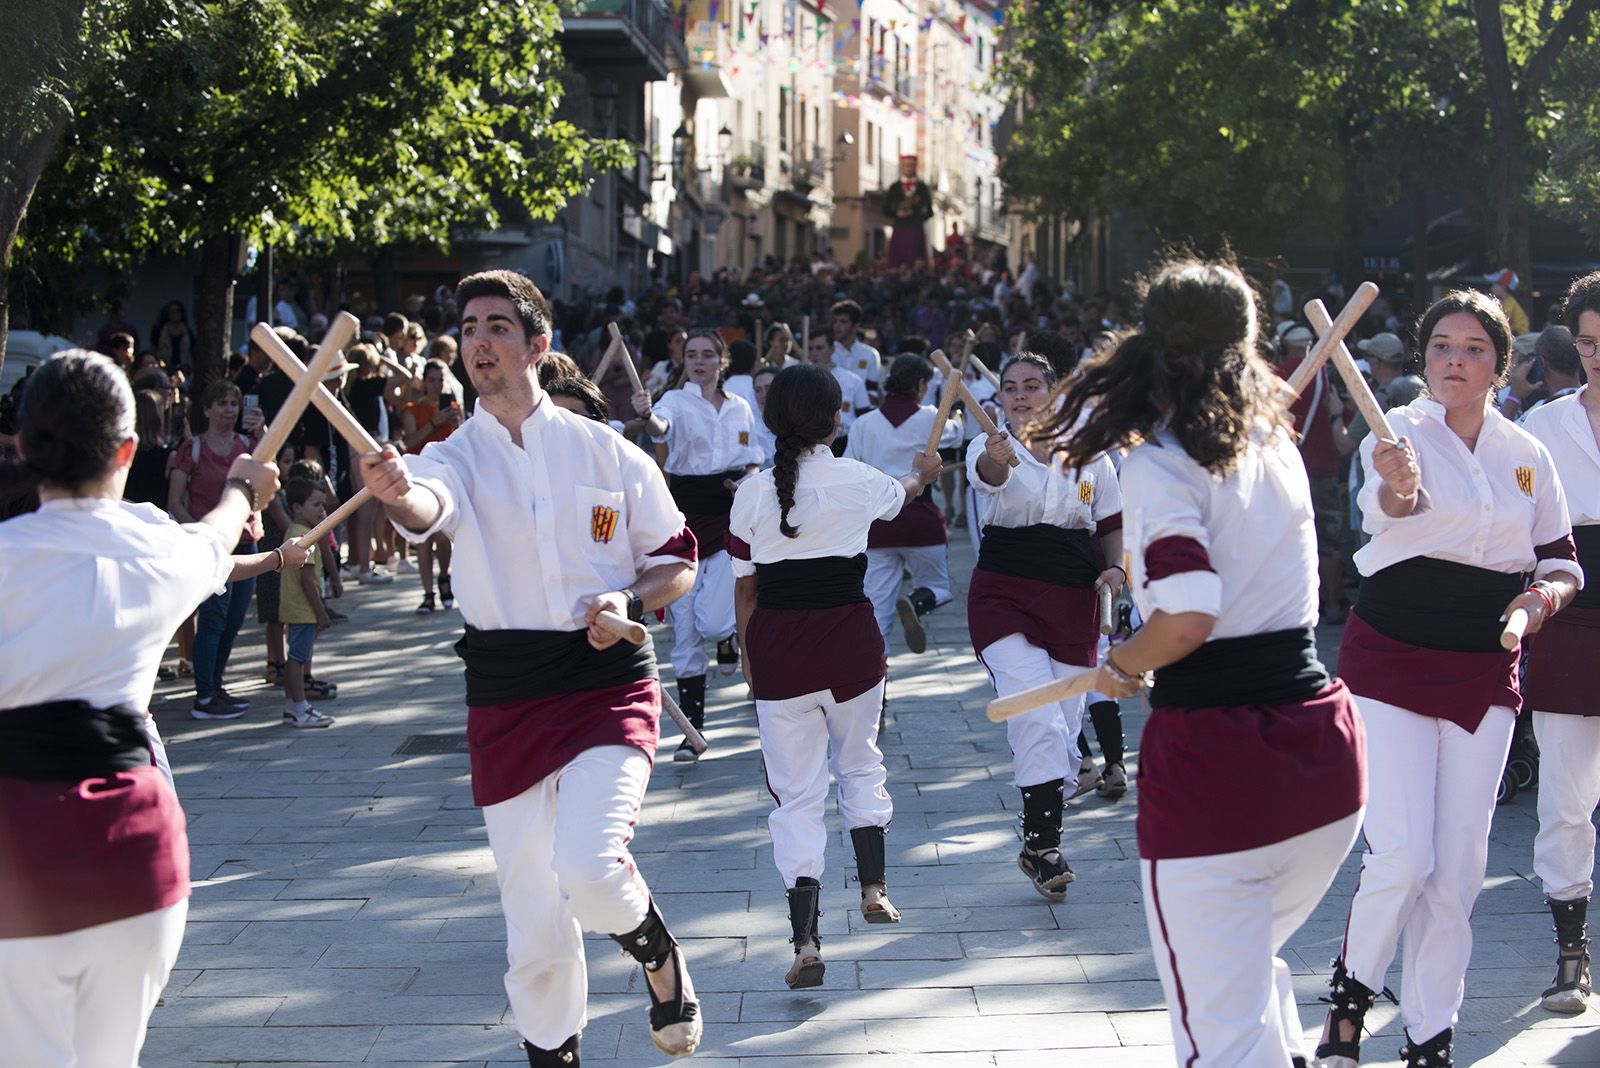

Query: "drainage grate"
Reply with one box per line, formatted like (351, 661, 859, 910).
(393, 733, 471, 756)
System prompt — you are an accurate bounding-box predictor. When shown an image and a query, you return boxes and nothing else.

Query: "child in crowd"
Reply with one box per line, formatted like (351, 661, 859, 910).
(280, 480, 336, 728)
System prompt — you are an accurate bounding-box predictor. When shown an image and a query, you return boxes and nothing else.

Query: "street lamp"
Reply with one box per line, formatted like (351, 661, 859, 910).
(671, 123, 692, 173)
(592, 78, 619, 135)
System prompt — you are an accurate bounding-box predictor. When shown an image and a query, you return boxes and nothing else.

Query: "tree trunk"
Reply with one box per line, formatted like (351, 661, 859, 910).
(1473, 0, 1534, 285)
(190, 231, 238, 431)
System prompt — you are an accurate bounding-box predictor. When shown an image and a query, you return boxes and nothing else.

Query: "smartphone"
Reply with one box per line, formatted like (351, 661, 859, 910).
(243, 393, 261, 412)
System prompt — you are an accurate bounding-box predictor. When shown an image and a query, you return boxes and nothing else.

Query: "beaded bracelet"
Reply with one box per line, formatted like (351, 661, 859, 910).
(224, 476, 257, 510)
(1103, 650, 1142, 687)
(1530, 580, 1560, 617)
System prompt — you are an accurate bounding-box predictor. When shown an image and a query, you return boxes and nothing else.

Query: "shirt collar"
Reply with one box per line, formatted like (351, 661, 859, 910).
(800, 444, 833, 462)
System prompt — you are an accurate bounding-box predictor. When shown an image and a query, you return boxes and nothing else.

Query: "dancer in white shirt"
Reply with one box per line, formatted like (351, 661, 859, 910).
(1320, 290, 1582, 1068)
(729, 363, 941, 987)
(844, 355, 962, 653)
(1520, 270, 1600, 1015)
(1051, 258, 1366, 1068)
(362, 270, 703, 1066)
(635, 329, 762, 761)
(804, 330, 871, 456)
(0, 352, 279, 1068)
(830, 299, 883, 402)
(966, 353, 1123, 900)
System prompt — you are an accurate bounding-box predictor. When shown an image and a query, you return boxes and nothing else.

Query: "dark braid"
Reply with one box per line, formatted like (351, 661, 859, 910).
(763, 365, 842, 539)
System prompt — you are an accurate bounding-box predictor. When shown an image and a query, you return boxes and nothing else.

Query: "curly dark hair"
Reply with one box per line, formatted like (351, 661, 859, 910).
(1563, 270, 1600, 334)
(1045, 257, 1283, 475)
(763, 364, 841, 538)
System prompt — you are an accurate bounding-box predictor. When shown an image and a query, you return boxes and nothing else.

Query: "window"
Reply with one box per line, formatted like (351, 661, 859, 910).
(779, 88, 789, 152)
(865, 120, 875, 165)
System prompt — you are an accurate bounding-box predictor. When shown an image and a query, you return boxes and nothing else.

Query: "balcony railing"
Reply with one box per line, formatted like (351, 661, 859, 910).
(562, 0, 686, 80)
(791, 143, 826, 193)
(727, 143, 766, 190)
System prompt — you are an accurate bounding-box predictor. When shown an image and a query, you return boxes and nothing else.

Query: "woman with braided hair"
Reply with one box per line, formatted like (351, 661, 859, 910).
(635, 329, 761, 760)
(728, 364, 941, 989)
(1044, 257, 1366, 1068)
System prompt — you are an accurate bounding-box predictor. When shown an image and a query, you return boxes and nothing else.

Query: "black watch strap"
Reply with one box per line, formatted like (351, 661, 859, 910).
(624, 588, 645, 623)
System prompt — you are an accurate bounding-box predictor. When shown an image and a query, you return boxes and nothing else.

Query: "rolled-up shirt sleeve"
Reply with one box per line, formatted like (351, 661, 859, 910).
(393, 449, 465, 544)
(1124, 449, 1221, 617)
(1531, 443, 1584, 588)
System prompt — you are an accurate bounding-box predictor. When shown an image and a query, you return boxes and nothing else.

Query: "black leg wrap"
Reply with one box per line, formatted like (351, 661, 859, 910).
(1076, 730, 1092, 760)
(1398, 1026, 1453, 1067)
(521, 1034, 579, 1067)
(1087, 699, 1126, 767)
(1315, 958, 1379, 1062)
(1019, 779, 1065, 852)
(676, 675, 706, 730)
(906, 586, 938, 616)
(610, 898, 676, 970)
(1545, 896, 1592, 999)
(787, 876, 822, 951)
(850, 825, 889, 887)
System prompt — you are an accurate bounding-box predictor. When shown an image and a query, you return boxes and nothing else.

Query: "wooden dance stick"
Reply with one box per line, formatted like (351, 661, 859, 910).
(967, 347, 1002, 390)
(251, 337, 350, 463)
(607, 322, 647, 394)
(987, 665, 1104, 723)
(1283, 281, 1380, 403)
(589, 607, 709, 752)
(590, 327, 623, 383)
(1500, 608, 1531, 650)
(299, 487, 373, 547)
(929, 350, 1018, 466)
(922, 348, 961, 457)
(252, 315, 383, 456)
(1099, 584, 1115, 636)
(1305, 299, 1397, 444)
(380, 355, 418, 381)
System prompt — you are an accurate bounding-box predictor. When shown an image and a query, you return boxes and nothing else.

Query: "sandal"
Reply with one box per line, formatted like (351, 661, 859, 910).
(263, 660, 286, 685)
(305, 677, 338, 699)
(785, 878, 825, 989)
(610, 899, 701, 1058)
(157, 664, 178, 681)
(177, 658, 193, 677)
(1315, 958, 1390, 1068)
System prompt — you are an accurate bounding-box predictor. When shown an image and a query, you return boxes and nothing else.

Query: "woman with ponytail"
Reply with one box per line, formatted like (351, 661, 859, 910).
(727, 364, 941, 990)
(0, 351, 279, 1066)
(965, 352, 1124, 902)
(634, 328, 762, 761)
(1044, 258, 1366, 1068)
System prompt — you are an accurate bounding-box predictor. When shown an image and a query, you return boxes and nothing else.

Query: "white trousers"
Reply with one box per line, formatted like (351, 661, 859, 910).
(1341, 698, 1514, 1042)
(667, 550, 736, 677)
(482, 745, 654, 1049)
(756, 681, 893, 887)
(1533, 711, 1600, 901)
(864, 545, 951, 639)
(0, 899, 187, 1068)
(980, 633, 1086, 789)
(1143, 813, 1362, 1068)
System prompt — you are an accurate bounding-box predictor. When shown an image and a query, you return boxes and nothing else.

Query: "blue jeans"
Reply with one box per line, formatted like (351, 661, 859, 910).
(192, 541, 256, 700)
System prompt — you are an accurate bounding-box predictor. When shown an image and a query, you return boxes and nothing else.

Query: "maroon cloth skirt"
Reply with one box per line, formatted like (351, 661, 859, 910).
(684, 512, 728, 559)
(867, 499, 946, 549)
(1523, 605, 1600, 717)
(1136, 681, 1367, 860)
(1338, 612, 1520, 733)
(887, 225, 927, 268)
(746, 602, 885, 702)
(967, 570, 1099, 668)
(467, 678, 661, 807)
(0, 764, 190, 937)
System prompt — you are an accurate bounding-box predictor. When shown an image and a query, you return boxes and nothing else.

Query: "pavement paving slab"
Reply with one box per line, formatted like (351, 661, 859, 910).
(141, 533, 1597, 1065)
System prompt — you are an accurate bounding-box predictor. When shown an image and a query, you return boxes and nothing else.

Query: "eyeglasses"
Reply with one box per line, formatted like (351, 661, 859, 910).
(1577, 336, 1600, 359)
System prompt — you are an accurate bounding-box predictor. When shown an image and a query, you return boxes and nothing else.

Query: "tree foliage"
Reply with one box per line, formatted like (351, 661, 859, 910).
(1001, 0, 1598, 278)
(8, 0, 629, 384)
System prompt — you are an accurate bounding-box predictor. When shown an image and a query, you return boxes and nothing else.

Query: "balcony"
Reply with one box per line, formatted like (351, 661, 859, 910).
(561, 0, 685, 81)
(790, 143, 826, 194)
(727, 143, 766, 191)
(683, 20, 734, 98)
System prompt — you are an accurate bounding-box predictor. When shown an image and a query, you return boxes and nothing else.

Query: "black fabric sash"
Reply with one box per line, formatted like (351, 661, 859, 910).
(669, 470, 743, 516)
(454, 626, 656, 706)
(757, 554, 869, 609)
(1354, 556, 1524, 653)
(1573, 526, 1600, 610)
(977, 524, 1099, 588)
(0, 701, 149, 780)
(1150, 627, 1329, 709)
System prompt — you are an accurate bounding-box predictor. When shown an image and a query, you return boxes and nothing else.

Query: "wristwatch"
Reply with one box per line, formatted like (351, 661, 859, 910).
(623, 588, 645, 623)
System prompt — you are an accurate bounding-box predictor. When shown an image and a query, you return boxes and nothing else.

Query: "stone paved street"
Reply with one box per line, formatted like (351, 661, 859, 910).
(142, 536, 1600, 1066)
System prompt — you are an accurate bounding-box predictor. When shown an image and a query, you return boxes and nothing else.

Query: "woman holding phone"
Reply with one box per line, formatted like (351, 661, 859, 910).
(402, 359, 463, 613)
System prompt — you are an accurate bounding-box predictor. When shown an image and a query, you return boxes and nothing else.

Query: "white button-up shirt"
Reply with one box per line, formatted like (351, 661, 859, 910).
(966, 434, 1122, 533)
(1354, 399, 1582, 586)
(833, 338, 883, 388)
(650, 384, 762, 475)
(843, 402, 962, 478)
(1522, 387, 1600, 528)
(0, 499, 234, 710)
(1122, 427, 1319, 639)
(401, 402, 692, 632)
(832, 367, 872, 434)
(728, 447, 905, 574)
